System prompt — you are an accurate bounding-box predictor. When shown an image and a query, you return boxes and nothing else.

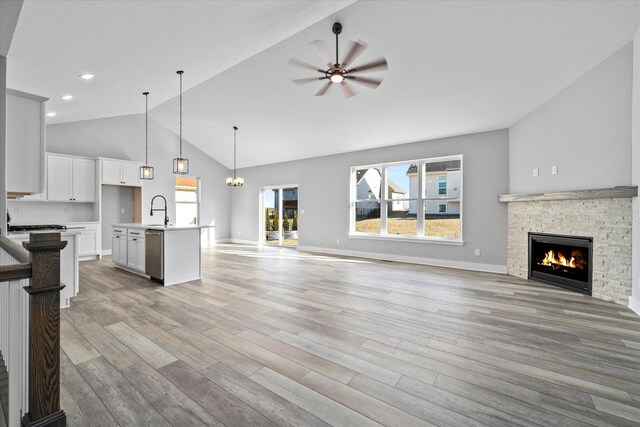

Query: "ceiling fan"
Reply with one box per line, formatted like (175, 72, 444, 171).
(288, 22, 388, 98)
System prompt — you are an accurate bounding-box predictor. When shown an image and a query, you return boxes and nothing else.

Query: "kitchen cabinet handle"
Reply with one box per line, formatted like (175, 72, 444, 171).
(132, 238, 137, 241)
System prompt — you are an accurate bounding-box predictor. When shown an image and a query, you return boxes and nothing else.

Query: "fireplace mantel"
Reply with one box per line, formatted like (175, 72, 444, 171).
(498, 186, 637, 203)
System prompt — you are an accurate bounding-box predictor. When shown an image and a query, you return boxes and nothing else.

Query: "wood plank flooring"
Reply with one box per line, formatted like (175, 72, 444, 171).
(60, 244, 640, 426)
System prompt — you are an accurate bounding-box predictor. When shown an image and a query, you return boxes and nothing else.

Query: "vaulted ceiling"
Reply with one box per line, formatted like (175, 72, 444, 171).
(7, 1, 640, 168)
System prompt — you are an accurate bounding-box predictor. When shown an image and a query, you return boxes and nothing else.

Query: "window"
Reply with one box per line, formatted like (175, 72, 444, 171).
(175, 177, 199, 226)
(438, 176, 447, 195)
(351, 155, 462, 242)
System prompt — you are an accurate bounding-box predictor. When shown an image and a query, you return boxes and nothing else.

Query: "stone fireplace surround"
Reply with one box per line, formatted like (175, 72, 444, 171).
(501, 187, 636, 306)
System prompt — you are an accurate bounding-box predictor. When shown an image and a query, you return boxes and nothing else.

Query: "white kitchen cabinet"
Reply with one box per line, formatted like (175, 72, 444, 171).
(122, 163, 140, 186)
(127, 236, 145, 272)
(6, 89, 47, 196)
(101, 158, 141, 186)
(63, 222, 100, 260)
(102, 159, 123, 185)
(47, 153, 96, 202)
(47, 155, 73, 201)
(111, 226, 145, 273)
(72, 158, 97, 201)
(112, 234, 127, 265)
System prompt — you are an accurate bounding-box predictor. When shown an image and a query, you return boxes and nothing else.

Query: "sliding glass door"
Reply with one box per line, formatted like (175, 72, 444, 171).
(262, 185, 298, 247)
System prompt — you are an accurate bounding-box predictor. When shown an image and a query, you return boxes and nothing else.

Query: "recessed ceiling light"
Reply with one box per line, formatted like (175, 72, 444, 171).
(46, 112, 57, 117)
(61, 95, 73, 100)
(79, 73, 94, 80)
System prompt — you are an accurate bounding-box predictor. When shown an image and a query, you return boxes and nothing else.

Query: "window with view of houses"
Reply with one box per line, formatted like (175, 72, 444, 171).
(351, 155, 462, 241)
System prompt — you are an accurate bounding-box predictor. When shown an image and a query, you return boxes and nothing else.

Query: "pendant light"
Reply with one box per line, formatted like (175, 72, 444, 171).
(140, 92, 154, 180)
(226, 126, 244, 186)
(173, 70, 189, 174)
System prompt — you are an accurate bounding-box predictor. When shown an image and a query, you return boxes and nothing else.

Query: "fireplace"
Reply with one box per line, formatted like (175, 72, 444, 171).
(528, 232, 592, 295)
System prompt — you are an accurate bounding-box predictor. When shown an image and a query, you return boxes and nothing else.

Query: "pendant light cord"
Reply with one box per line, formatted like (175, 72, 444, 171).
(143, 92, 149, 165)
(233, 126, 238, 179)
(335, 31, 339, 65)
(178, 70, 184, 157)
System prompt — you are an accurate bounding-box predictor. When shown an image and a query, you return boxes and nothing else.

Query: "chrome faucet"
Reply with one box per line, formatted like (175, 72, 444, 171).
(150, 195, 169, 226)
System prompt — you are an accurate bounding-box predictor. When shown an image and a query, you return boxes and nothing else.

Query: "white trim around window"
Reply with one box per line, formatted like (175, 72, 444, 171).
(349, 154, 463, 244)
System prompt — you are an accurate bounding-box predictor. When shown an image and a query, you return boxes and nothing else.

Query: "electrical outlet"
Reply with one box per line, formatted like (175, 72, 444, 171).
(475, 249, 481, 256)
(120, 208, 125, 214)
(551, 165, 558, 175)
(533, 168, 539, 177)
(301, 209, 305, 215)
(336, 238, 340, 245)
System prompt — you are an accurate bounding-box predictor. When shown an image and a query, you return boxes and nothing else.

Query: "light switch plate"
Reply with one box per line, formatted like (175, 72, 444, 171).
(533, 168, 539, 177)
(551, 165, 558, 175)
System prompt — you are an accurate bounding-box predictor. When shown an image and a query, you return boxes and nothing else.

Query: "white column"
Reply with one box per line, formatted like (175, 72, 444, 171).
(631, 28, 640, 314)
(0, 55, 7, 236)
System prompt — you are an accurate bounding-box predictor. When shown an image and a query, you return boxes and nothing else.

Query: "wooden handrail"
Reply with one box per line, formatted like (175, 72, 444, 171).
(0, 263, 32, 282)
(0, 235, 30, 264)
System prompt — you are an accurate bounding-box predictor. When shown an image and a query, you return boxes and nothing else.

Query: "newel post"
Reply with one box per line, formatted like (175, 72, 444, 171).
(21, 233, 67, 427)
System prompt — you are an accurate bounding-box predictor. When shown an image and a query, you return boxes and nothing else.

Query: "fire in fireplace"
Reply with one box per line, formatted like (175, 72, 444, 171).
(528, 233, 592, 295)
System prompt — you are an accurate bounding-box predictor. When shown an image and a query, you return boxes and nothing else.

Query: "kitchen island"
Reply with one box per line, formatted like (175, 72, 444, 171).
(111, 223, 211, 286)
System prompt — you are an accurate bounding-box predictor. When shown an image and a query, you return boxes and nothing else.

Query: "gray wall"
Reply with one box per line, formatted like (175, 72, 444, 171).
(509, 43, 632, 193)
(101, 186, 133, 251)
(231, 130, 509, 269)
(46, 114, 232, 242)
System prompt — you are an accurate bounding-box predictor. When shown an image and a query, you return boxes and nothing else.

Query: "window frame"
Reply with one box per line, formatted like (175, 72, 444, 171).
(349, 154, 463, 244)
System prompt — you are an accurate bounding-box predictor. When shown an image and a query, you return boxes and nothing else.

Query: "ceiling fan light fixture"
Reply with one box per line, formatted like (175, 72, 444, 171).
(289, 22, 387, 98)
(328, 68, 347, 83)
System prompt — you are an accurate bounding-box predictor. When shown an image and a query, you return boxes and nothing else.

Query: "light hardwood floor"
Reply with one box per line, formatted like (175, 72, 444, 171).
(60, 244, 640, 426)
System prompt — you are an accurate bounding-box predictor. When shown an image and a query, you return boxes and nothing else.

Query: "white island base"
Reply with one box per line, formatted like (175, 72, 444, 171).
(112, 224, 204, 286)
(162, 228, 201, 285)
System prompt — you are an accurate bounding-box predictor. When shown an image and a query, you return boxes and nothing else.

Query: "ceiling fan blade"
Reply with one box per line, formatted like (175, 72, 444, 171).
(340, 81, 354, 98)
(292, 77, 325, 85)
(288, 58, 324, 73)
(349, 76, 383, 89)
(342, 40, 367, 68)
(349, 57, 388, 73)
(311, 40, 334, 67)
(315, 81, 332, 96)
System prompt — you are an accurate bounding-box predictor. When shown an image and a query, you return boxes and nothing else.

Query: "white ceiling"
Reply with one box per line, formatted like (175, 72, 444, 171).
(7, 1, 640, 168)
(7, 0, 355, 120)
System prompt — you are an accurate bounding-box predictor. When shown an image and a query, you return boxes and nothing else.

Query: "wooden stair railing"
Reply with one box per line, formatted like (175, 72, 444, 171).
(0, 233, 66, 427)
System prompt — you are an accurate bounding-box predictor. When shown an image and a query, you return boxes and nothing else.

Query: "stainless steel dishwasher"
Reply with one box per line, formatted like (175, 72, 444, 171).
(145, 229, 164, 282)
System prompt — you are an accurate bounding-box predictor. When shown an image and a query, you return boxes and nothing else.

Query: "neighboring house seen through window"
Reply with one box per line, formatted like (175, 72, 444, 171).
(351, 155, 462, 241)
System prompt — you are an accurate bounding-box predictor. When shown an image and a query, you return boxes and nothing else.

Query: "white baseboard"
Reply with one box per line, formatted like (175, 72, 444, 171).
(211, 238, 230, 244)
(230, 239, 259, 245)
(629, 295, 640, 317)
(101, 249, 112, 256)
(297, 245, 508, 274)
